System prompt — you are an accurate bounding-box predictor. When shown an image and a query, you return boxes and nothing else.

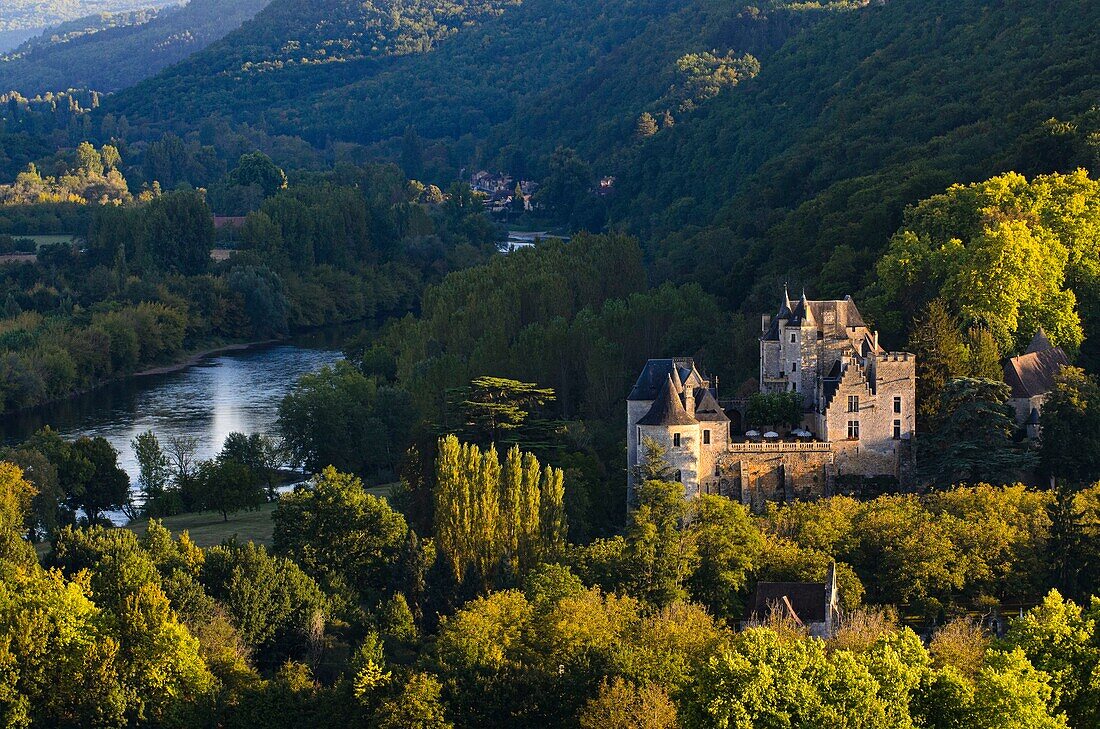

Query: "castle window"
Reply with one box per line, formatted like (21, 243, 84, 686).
(791, 362, 797, 372)
(847, 395, 859, 413)
(893, 420, 902, 439)
(893, 396, 902, 414)
(703, 430, 711, 444)
(847, 420, 860, 440)
(790, 333, 797, 343)
(674, 470, 682, 483)
(673, 433, 681, 447)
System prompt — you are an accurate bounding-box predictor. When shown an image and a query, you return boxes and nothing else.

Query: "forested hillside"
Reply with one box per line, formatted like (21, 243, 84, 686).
(105, 0, 528, 136)
(611, 0, 1100, 327)
(101, 0, 1100, 291)
(0, 0, 271, 94)
(0, 0, 180, 32)
(103, 1, 848, 149)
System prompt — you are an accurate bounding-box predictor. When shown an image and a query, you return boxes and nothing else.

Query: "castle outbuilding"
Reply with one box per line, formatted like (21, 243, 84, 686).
(1003, 328, 1069, 439)
(627, 290, 916, 506)
(743, 563, 841, 638)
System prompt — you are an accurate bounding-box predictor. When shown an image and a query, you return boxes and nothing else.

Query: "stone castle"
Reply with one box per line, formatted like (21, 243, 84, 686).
(627, 290, 916, 506)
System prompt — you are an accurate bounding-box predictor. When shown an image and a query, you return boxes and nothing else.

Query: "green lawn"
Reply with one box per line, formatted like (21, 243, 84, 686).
(122, 483, 397, 549)
(126, 502, 277, 548)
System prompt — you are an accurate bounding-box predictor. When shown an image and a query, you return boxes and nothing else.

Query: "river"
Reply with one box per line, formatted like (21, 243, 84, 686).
(0, 334, 348, 510)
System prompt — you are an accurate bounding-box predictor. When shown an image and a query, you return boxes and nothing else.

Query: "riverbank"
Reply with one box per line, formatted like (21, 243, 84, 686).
(134, 339, 281, 377)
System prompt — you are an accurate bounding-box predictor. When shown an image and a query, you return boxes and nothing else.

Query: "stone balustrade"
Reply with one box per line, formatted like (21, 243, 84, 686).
(727, 441, 833, 453)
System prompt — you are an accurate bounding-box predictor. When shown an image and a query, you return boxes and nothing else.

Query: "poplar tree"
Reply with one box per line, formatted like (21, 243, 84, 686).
(539, 466, 566, 560)
(435, 435, 467, 582)
(499, 446, 523, 568)
(433, 436, 566, 588)
(475, 446, 502, 581)
(519, 451, 542, 569)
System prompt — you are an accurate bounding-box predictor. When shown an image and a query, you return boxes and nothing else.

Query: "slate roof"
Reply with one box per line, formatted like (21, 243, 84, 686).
(1003, 333, 1069, 399)
(1026, 328, 1053, 354)
(762, 316, 782, 341)
(822, 360, 844, 407)
(745, 582, 828, 624)
(761, 291, 869, 341)
(637, 376, 698, 426)
(786, 294, 818, 328)
(694, 388, 730, 422)
(628, 358, 699, 400)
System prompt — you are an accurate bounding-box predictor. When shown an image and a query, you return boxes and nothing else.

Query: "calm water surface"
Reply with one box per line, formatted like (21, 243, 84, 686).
(1, 339, 346, 501)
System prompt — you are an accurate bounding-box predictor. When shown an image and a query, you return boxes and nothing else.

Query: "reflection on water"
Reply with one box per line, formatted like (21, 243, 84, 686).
(1, 342, 345, 500)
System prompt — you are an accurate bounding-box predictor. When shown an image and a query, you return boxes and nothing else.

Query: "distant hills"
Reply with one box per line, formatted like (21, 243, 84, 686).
(0, 0, 271, 94)
(0, 1, 180, 50)
(106, 0, 529, 136)
(105, 0, 795, 150)
(1, 0, 1079, 337)
(0, 29, 39, 54)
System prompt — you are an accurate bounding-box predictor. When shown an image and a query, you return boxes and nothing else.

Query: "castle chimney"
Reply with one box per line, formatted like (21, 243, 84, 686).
(684, 387, 696, 417)
(761, 314, 771, 333)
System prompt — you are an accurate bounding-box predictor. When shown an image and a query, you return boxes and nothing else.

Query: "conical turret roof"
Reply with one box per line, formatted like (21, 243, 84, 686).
(1026, 328, 1053, 354)
(637, 375, 698, 426)
(670, 364, 684, 393)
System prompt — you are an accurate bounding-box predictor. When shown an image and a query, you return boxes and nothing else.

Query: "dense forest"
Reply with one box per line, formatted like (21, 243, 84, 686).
(0, 0, 271, 94)
(82, 0, 1100, 331)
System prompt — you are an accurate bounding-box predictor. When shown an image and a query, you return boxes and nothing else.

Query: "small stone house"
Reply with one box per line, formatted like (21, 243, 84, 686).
(742, 563, 841, 639)
(1003, 329, 1069, 438)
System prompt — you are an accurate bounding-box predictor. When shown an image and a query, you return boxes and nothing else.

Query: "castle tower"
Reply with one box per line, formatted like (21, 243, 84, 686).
(627, 359, 725, 501)
(636, 374, 702, 495)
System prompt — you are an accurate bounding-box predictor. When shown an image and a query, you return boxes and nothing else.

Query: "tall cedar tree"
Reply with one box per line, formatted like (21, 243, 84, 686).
(919, 378, 1035, 488)
(445, 377, 556, 448)
(1040, 367, 1100, 488)
(907, 299, 969, 426)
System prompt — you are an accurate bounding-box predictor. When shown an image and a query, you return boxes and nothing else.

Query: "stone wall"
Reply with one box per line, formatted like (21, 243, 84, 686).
(716, 444, 835, 510)
(1009, 394, 1044, 426)
(638, 422, 702, 497)
(820, 352, 915, 480)
(626, 398, 652, 500)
